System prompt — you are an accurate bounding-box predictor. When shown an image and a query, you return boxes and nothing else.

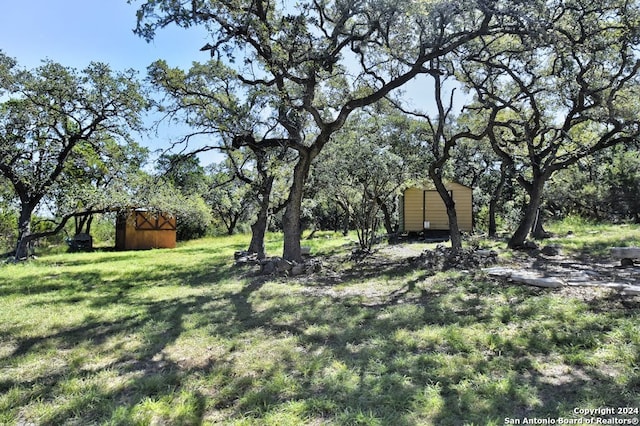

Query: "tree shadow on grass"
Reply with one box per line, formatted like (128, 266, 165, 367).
(0, 251, 245, 424)
(0, 258, 236, 306)
(2, 251, 640, 425)
(205, 272, 640, 424)
(0, 291, 217, 425)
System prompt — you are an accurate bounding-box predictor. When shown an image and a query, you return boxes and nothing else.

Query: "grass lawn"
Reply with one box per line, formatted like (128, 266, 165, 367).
(1, 226, 639, 425)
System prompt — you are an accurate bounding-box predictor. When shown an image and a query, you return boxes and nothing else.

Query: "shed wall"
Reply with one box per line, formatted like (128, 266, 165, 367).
(403, 187, 425, 232)
(400, 183, 473, 233)
(115, 210, 177, 250)
(424, 190, 449, 230)
(448, 183, 473, 232)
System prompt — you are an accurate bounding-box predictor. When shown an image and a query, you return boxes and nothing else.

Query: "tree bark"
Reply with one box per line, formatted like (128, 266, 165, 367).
(248, 215, 268, 258)
(508, 178, 546, 249)
(531, 208, 551, 240)
(429, 170, 462, 252)
(74, 213, 94, 235)
(282, 153, 312, 262)
(85, 214, 93, 234)
(226, 218, 237, 235)
(488, 196, 500, 238)
(336, 199, 350, 236)
(15, 204, 36, 260)
(247, 176, 274, 259)
(446, 204, 462, 252)
(342, 210, 350, 236)
(376, 196, 396, 236)
(435, 185, 462, 252)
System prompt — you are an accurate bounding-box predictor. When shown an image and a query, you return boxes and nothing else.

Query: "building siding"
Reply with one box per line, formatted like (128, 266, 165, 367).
(403, 187, 425, 232)
(449, 183, 473, 231)
(424, 190, 449, 230)
(401, 183, 473, 233)
(115, 210, 177, 250)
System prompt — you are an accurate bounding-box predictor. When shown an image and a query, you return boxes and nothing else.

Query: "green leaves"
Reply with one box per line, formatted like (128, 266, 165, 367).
(312, 110, 408, 248)
(0, 53, 150, 257)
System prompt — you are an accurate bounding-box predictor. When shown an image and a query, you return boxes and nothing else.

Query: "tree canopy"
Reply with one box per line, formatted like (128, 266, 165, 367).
(133, 0, 511, 261)
(3, 1, 640, 258)
(459, 0, 640, 247)
(0, 52, 148, 259)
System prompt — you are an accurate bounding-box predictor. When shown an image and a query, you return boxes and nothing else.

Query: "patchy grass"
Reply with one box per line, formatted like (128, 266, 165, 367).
(545, 217, 640, 257)
(1, 229, 639, 425)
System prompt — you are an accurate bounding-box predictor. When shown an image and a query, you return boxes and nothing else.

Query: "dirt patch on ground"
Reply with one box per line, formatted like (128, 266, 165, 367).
(494, 250, 640, 294)
(305, 242, 640, 304)
(376, 243, 428, 260)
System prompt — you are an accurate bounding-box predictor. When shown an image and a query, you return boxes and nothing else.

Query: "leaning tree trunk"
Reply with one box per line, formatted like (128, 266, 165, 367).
(508, 178, 546, 249)
(445, 204, 462, 252)
(248, 214, 268, 259)
(282, 154, 312, 262)
(431, 172, 462, 253)
(376, 196, 396, 236)
(247, 176, 274, 259)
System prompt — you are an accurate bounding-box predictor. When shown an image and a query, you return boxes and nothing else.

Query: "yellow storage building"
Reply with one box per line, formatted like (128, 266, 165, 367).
(399, 182, 473, 233)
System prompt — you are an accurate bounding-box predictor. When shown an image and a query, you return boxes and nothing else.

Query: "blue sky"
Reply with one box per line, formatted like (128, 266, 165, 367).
(0, 0, 220, 164)
(0, 1, 456, 164)
(0, 1, 207, 71)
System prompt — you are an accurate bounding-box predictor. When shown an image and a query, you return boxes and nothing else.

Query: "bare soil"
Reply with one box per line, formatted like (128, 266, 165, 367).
(313, 242, 640, 303)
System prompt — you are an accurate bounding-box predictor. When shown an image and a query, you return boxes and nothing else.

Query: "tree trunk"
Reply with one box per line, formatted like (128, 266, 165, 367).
(342, 210, 350, 236)
(247, 176, 274, 259)
(376, 196, 396, 236)
(15, 202, 36, 261)
(531, 208, 551, 240)
(226, 215, 238, 235)
(282, 154, 312, 262)
(336, 200, 350, 236)
(248, 214, 268, 259)
(75, 216, 83, 235)
(74, 213, 93, 235)
(489, 164, 509, 238)
(430, 172, 462, 253)
(508, 178, 546, 249)
(86, 215, 93, 235)
(446, 204, 462, 252)
(488, 198, 499, 238)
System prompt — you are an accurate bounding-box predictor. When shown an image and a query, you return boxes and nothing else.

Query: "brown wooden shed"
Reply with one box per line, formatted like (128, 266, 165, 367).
(115, 209, 177, 250)
(399, 182, 473, 233)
